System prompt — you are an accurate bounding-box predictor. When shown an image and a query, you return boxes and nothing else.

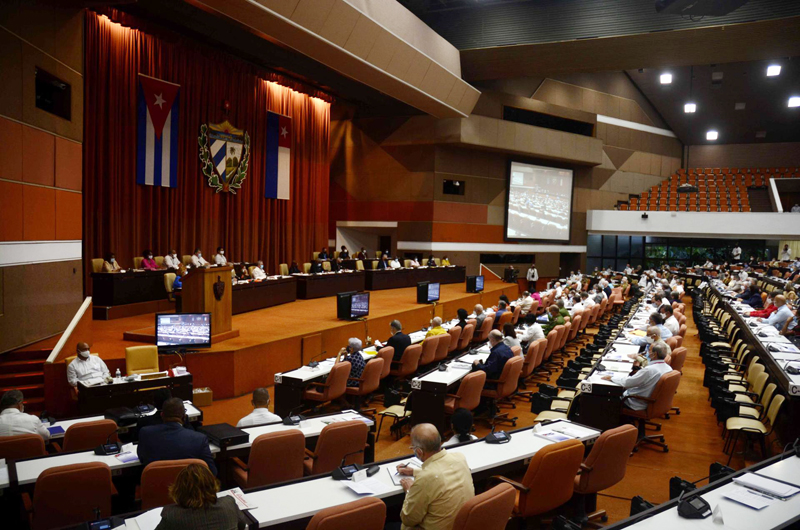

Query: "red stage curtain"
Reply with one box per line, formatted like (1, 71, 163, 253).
(83, 10, 330, 292)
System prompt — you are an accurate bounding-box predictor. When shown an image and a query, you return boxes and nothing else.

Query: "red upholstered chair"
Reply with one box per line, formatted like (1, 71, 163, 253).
(452, 483, 516, 530)
(457, 324, 475, 350)
(665, 336, 679, 350)
(345, 357, 384, 411)
(510, 305, 522, 325)
(444, 371, 486, 414)
(389, 344, 422, 382)
(622, 371, 682, 452)
(496, 311, 513, 330)
(0, 433, 46, 461)
(448, 326, 462, 354)
(540, 328, 560, 374)
(303, 361, 350, 410)
(433, 333, 451, 363)
(140, 459, 207, 510)
(58, 419, 118, 453)
(232, 430, 305, 489)
(474, 316, 494, 343)
(492, 439, 584, 519)
(304, 420, 369, 476)
(375, 347, 394, 381)
(25, 462, 113, 530)
(573, 425, 638, 526)
(419, 335, 440, 367)
(481, 356, 524, 426)
(306, 497, 386, 530)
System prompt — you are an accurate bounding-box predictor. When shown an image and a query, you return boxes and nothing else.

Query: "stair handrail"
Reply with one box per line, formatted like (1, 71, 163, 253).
(46, 296, 92, 364)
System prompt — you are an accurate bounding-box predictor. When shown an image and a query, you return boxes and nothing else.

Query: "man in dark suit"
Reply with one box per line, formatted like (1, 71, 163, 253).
(377, 255, 389, 270)
(472, 330, 513, 383)
(330, 257, 343, 272)
(375, 320, 411, 361)
(492, 301, 508, 329)
(310, 260, 324, 274)
(137, 398, 217, 475)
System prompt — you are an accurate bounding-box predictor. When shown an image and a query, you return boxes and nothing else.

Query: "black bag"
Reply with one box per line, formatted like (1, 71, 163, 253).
(709, 462, 735, 483)
(198, 424, 249, 448)
(384, 388, 402, 408)
(630, 496, 654, 516)
(669, 476, 696, 499)
(538, 384, 558, 397)
(530, 393, 553, 413)
(556, 374, 579, 388)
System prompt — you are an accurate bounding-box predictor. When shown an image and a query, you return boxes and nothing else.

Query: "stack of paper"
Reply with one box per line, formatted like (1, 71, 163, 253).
(733, 473, 800, 499)
(724, 487, 775, 510)
(218, 487, 258, 510)
(344, 477, 393, 496)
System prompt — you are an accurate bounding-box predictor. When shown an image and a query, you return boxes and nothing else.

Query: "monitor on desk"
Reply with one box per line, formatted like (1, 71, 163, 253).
(336, 291, 370, 320)
(417, 281, 440, 304)
(466, 275, 484, 293)
(156, 313, 211, 351)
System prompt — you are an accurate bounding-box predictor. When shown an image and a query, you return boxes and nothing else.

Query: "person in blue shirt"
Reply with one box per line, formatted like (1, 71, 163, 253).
(493, 301, 508, 329)
(377, 255, 389, 270)
(758, 295, 793, 331)
(630, 313, 672, 345)
(472, 330, 513, 385)
(318, 247, 329, 260)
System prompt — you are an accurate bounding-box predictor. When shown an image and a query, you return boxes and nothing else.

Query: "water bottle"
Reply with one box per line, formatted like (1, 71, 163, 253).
(115, 368, 121, 382)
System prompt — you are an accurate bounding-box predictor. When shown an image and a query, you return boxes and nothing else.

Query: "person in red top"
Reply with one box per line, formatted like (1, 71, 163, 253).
(746, 291, 781, 318)
(141, 249, 159, 271)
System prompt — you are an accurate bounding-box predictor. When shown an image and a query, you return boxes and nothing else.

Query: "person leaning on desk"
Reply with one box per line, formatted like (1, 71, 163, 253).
(66, 342, 111, 393)
(0, 389, 50, 440)
(602, 342, 672, 410)
(374, 320, 411, 362)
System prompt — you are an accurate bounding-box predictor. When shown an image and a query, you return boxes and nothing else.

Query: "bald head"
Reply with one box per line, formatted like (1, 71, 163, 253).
(161, 397, 186, 422)
(774, 295, 786, 307)
(647, 326, 662, 340)
(432, 317, 442, 327)
(411, 423, 442, 458)
(488, 329, 503, 345)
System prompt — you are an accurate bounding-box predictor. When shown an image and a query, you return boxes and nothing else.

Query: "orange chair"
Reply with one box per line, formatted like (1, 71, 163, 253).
(389, 344, 422, 382)
(345, 357, 384, 410)
(303, 361, 351, 410)
(457, 324, 475, 350)
(24, 462, 113, 530)
(232, 430, 305, 488)
(304, 420, 369, 476)
(452, 483, 516, 530)
(306, 497, 386, 530)
(622, 371, 681, 452)
(58, 419, 118, 453)
(573, 425, 638, 526)
(448, 326, 463, 354)
(419, 335, 440, 366)
(140, 459, 207, 510)
(0, 433, 46, 461)
(539, 328, 560, 375)
(433, 333, 451, 363)
(492, 439, 584, 520)
(510, 305, 522, 325)
(474, 316, 494, 343)
(444, 371, 486, 415)
(496, 311, 514, 330)
(375, 346, 394, 382)
(481, 356, 524, 426)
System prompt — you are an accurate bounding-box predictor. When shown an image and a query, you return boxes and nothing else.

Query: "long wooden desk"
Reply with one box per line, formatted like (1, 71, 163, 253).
(364, 266, 466, 291)
(292, 271, 366, 299)
(91, 270, 168, 306)
(232, 276, 297, 314)
(77, 373, 193, 415)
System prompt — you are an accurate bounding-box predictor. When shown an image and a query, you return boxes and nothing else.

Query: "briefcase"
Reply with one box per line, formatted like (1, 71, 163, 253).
(104, 407, 138, 426)
(198, 423, 249, 448)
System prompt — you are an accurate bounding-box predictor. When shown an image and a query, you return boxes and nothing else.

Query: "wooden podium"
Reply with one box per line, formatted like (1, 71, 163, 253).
(182, 266, 240, 343)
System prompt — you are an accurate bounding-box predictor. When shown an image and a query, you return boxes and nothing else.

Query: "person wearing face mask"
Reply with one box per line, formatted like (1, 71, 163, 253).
(251, 260, 267, 280)
(141, 249, 159, 271)
(191, 248, 209, 268)
(164, 249, 181, 270)
(746, 291, 781, 318)
(66, 342, 111, 390)
(214, 247, 227, 266)
(0, 390, 50, 440)
(627, 326, 670, 368)
(602, 342, 672, 410)
(102, 252, 121, 273)
(172, 267, 187, 290)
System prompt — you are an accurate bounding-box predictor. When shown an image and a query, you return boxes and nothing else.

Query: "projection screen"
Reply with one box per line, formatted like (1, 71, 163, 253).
(505, 161, 574, 242)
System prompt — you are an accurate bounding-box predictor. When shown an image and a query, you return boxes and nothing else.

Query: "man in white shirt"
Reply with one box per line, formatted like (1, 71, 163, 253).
(738, 269, 749, 282)
(570, 295, 584, 317)
(191, 248, 209, 268)
(526, 263, 538, 291)
(759, 295, 793, 331)
(252, 260, 267, 280)
(624, 264, 633, 275)
(164, 249, 181, 270)
(390, 258, 402, 269)
(661, 305, 680, 336)
(66, 343, 111, 390)
(518, 291, 534, 315)
(0, 390, 50, 440)
(780, 245, 792, 261)
(582, 291, 595, 308)
(553, 281, 563, 298)
(791, 203, 800, 213)
(517, 321, 545, 343)
(214, 247, 227, 266)
(602, 342, 673, 410)
(732, 245, 742, 262)
(236, 388, 281, 427)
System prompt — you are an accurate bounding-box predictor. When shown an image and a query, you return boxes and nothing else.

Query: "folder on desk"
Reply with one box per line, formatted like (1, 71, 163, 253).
(46, 426, 65, 436)
(733, 473, 800, 499)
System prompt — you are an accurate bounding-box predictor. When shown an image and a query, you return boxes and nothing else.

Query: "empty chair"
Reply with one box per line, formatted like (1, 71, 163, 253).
(306, 497, 386, 530)
(125, 345, 159, 375)
(389, 344, 422, 382)
(0, 433, 46, 461)
(345, 357, 384, 410)
(496, 311, 514, 330)
(25, 462, 113, 530)
(510, 305, 522, 325)
(724, 394, 786, 465)
(433, 334, 451, 363)
(573, 424, 638, 526)
(457, 324, 475, 350)
(444, 371, 486, 415)
(140, 459, 207, 510)
(304, 420, 368, 476)
(303, 361, 350, 410)
(452, 483, 516, 530)
(374, 346, 394, 381)
(491, 439, 584, 520)
(59, 419, 118, 453)
(474, 316, 494, 342)
(448, 326, 462, 354)
(232, 430, 305, 488)
(419, 335, 440, 366)
(481, 356, 524, 426)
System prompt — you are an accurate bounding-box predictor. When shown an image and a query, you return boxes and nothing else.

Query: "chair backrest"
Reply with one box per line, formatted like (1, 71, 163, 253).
(322, 261, 331, 271)
(496, 311, 513, 329)
(125, 345, 159, 375)
(355, 260, 364, 271)
(322, 361, 351, 401)
(133, 257, 143, 269)
(141, 459, 207, 510)
(0, 433, 46, 461)
(543, 329, 559, 361)
(457, 371, 487, 411)
(766, 394, 786, 426)
(419, 335, 440, 366)
(529, 299, 540, 316)
(375, 347, 394, 380)
(181, 255, 192, 266)
(494, 356, 524, 400)
(63, 420, 118, 452)
(306, 497, 386, 530)
(520, 340, 539, 379)
(475, 316, 494, 342)
(588, 303, 601, 325)
(531, 338, 548, 371)
(518, 439, 584, 517)
(280, 263, 289, 275)
(375, 251, 382, 259)
(434, 333, 451, 362)
(567, 315, 581, 341)
(575, 424, 638, 494)
(313, 252, 320, 261)
(644, 371, 682, 419)
(750, 372, 769, 397)
(665, 336, 679, 350)
(511, 305, 522, 325)
(357, 358, 384, 395)
(667, 347, 687, 373)
(759, 383, 778, 411)
(448, 326, 462, 353)
(452, 483, 516, 530)
(511, 345, 522, 357)
(457, 324, 475, 350)
(403, 259, 411, 268)
(303, 262, 312, 273)
(246, 430, 305, 488)
(395, 344, 422, 377)
(678, 324, 687, 337)
(311, 420, 369, 475)
(164, 272, 176, 294)
(370, 261, 378, 270)
(91, 258, 104, 273)
(31, 462, 112, 530)
(155, 256, 164, 267)
(557, 322, 570, 350)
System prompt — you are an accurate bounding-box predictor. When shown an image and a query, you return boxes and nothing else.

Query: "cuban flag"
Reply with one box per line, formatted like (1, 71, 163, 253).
(265, 111, 291, 200)
(137, 74, 180, 187)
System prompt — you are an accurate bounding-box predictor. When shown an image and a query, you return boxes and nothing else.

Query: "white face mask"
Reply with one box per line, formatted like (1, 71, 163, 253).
(110, 258, 115, 263)
(78, 349, 90, 359)
(645, 336, 655, 344)
(147, 255, 153, 259)
(197, 253, 202, 258)
(220, 251, 224, 255)
(259, 265, 264, 269)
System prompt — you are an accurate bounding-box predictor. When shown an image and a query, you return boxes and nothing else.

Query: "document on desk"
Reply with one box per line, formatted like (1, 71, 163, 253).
(387, 458, 422, 485)
(723, 487, 775, 510)
(345, 477, 394, 496)
(218, 487, 258, 510)
(130, 507, 162, 530)
(733, 473, 800, 499)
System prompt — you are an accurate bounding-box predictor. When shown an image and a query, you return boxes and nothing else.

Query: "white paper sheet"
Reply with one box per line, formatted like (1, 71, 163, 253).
(344, 477, 394, 496)
(723, 487, 775, 510)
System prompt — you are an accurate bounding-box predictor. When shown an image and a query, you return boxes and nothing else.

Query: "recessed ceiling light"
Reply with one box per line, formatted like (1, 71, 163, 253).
(660, 73, 672, 84)
(735, 102, 746, 110)
(706, 130, 718, 141)
(684, 103, 696, 113)
(789, 97, 800, 108)
(767, 65, 781, 77)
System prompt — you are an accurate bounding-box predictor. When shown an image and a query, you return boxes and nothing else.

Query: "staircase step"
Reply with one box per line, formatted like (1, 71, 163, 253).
(0, 371, 44, 387)
(3, 349, 51, 362)
(0, 359, 46, 374)
(0, 384, 44, 398)
(21, 396, 45, 413)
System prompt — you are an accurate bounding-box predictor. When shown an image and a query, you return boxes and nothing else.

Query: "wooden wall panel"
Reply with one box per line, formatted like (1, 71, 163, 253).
(55, 190, 81, 240)
(22, 125, 55, 186)
(22, 185, 55, 241)
(0, 181, 24, 241)
(55, 137, 82, 191)
(0, 117, 23, 181)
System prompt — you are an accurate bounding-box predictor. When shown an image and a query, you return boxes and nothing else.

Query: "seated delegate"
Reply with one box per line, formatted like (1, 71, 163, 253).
(141, 250, 159, 270)
(191, 248, 209, 268)
(66, 342, 111, 390)
(288, 261, 301, 274)
(374, 320, 411, 362)
(318, 247, 329, 260)
(339, 245, 350, 259)
(0, 390, 50, 440)
(426, 255, 436, 267)
(472, 330, 513, 385)
(602, 342, 672, 410)
(425, 317, 447, 338)
(164, 249, 181, 270)
(102, 252, 121, 273)
(214, 247, 227, 266)
(252, 261, 267, 280)
(337, 338, 366, 388)
(237, 387, 281, 427)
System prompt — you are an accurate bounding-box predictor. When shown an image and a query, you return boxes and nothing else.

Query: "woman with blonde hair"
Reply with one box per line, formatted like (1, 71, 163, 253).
(156, 463, 248, 529)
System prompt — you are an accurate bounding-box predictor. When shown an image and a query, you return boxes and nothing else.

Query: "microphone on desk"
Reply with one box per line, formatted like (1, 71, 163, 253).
(330, 449, 378, 480)
(94, 429, 122, 455)
(308, 350, 328, 368)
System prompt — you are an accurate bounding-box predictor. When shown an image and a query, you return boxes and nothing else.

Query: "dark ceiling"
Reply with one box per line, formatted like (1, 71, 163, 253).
(627, 59, 800, 145)
(400, 0, 800, 50)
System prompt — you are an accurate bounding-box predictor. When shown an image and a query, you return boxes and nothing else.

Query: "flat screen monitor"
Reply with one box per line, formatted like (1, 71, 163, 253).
(505, 160, 573, 242)
(417, 281, 440, 304)
(466, 275, 484, 293)
(350, 292, 370, 318)
(336, 291, 357, 320)
(156, 313, 211, 350)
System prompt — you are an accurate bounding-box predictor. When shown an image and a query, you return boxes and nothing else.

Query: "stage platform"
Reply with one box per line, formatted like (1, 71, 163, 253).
(90, 278, 519, 400)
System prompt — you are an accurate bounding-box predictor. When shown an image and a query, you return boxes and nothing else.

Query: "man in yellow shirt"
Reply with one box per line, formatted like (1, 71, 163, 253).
(396, 423, 474, 530)
(425, 317, 447, 338)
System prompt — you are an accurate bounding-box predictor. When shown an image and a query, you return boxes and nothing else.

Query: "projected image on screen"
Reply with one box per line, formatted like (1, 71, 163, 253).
(506, 161, 573, 241)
